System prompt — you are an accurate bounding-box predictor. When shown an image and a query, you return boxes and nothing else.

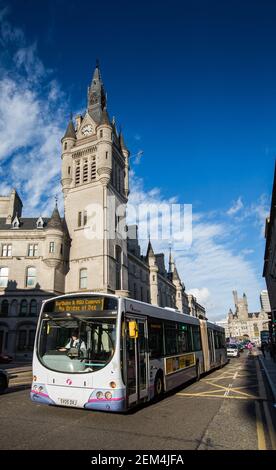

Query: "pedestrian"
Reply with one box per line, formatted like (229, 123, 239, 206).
(247, 342, 253, 356)
(269, 342, 276, 362)
(260, 342, 266, 358)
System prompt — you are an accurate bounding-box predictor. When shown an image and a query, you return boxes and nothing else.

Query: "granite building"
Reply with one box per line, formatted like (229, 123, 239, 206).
(0, 64, 192, 358)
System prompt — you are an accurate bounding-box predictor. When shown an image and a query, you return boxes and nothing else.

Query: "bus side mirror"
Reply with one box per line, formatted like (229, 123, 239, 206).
(128, 321, 138, 338)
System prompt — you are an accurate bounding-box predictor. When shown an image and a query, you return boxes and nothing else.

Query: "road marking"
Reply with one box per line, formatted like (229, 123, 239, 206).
(176, 392, 266, 400)
(255, 401, 266, 450)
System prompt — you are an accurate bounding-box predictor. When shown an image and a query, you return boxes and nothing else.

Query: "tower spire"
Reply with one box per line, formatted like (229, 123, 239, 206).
(87, 61, 106, 123)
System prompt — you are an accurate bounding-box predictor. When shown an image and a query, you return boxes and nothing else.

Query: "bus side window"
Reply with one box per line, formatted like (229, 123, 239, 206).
(148, 320, 163, 357)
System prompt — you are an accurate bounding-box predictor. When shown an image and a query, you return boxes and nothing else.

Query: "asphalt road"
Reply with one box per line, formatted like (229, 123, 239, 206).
(0, 351, 275, 450)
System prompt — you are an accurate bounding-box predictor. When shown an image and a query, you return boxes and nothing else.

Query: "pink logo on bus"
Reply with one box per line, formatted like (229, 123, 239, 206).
(66, 379, 72, 385)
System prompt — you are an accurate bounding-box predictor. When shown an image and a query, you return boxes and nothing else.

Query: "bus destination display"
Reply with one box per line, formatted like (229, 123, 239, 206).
(55, 298, 104, 313)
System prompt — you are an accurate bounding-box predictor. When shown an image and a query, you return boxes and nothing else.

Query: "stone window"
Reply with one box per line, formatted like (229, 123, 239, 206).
(79, 268, 88, 289)
(78, 212, 82, 227)
(64, 142, 67, 151)
(29, 299, 37, 317)
(115, 245, 122, 290)
(0, 267, 8, 287)
(17, 330, 27, 349)
(49, 242, 55, 253)
(83, 160, 88, 182)
(1, 244, 12, 257)
(26, 267, 36, 287)
(75, 161, 81, 185)
(19, 300, 28, 317)
(28, 244, 38, 257)
(100, 130, 103, 138)
(91, 156, 96, 180)
(83, 211, 88, 226)
(0, 299, 9, 315)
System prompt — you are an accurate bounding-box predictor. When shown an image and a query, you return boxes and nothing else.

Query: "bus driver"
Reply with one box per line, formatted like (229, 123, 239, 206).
(59, 331, 86, 353)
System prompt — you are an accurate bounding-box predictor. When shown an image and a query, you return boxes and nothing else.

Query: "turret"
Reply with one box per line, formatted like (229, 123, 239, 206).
(61, 116, 75, 196)
(97, 108, 113, 186)
(147, 240, 158, 305)
(119, 131, 130, 198)
(43, 205, 64, 269)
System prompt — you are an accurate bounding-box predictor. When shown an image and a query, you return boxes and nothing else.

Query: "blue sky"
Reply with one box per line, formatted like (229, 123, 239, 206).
(0, 0, 275, 319)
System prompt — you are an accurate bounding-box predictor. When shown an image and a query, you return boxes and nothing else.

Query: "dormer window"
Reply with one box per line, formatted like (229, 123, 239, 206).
(12, 215, 20, 229)
(36, 216, 44, 229)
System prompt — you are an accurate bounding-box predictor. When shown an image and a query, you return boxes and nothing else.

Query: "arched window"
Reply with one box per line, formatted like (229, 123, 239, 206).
(11, 299, 18, 316)
(83, 161, 88, 182)
(75, 161, 80, 185)
(79, 268, 87, 289)
(29, 299, 37, 317)
(0, 267, 9, 287)
(19, 300, 28, 316)
(28, 330, 36, 349)
(100, 129, 103, 138)
(26, 267, 36, 287)
(91, 156, 96, 180)
(17, 329, 27, 350)
(0, 300, 9, 315)
(64, 142, 67, 151)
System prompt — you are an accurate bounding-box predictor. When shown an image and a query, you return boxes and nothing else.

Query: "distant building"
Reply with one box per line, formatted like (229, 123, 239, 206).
(187, 294, 207, 319)
(263, 163, 276, 345)
(227, 290, 269, 342)
(260, 290, 271, 313)
(215, 319, 230, 339)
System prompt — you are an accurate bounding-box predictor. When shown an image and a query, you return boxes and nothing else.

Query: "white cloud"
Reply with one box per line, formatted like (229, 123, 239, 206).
(227, 196, 243, 215)
(0, 15, 68, 216)
(128, 172, 263, 321)
(186, 287, 211, 306)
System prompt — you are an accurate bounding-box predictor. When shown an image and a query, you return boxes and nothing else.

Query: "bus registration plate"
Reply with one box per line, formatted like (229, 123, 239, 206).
(58, 398, 78, 407)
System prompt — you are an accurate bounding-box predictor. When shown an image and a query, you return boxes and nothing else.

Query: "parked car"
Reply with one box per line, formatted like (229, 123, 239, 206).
(0, 353, 13, 364)
(0, 369, 9, 394)
(226, 344, 240, 357)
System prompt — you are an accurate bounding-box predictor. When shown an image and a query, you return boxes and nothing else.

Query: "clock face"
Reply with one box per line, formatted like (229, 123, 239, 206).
(81, 124, 93, 136)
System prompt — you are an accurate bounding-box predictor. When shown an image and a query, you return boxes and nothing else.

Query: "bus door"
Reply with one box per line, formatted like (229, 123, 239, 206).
(125, 316, 149, 405)
(208, 328, 216, 365)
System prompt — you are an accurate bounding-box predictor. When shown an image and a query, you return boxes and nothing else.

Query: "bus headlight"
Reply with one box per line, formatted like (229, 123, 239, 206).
(105, 391, 112, 400)
(96, 391, 103, 399)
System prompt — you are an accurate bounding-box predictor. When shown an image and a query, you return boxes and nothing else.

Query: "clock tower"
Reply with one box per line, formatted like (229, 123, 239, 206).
(62, 64, 130, 296)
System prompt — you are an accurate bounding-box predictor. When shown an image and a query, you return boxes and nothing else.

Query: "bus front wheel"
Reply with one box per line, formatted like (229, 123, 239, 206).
(154, 372, 164, 399)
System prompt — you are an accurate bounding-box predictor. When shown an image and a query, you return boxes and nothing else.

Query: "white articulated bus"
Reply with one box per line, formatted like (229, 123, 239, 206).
(31, 292, 227, 412)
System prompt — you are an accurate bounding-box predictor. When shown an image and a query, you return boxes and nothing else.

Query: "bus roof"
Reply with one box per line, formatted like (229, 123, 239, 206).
(41, 292, 223, 331)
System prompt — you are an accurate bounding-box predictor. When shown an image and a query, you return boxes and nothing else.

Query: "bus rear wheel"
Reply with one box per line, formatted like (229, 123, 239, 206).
(154, 372, 164, 399)
(195, 362, 200, 381)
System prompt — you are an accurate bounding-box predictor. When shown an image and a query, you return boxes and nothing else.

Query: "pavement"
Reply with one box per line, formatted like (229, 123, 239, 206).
(258, 351, 276, 403)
